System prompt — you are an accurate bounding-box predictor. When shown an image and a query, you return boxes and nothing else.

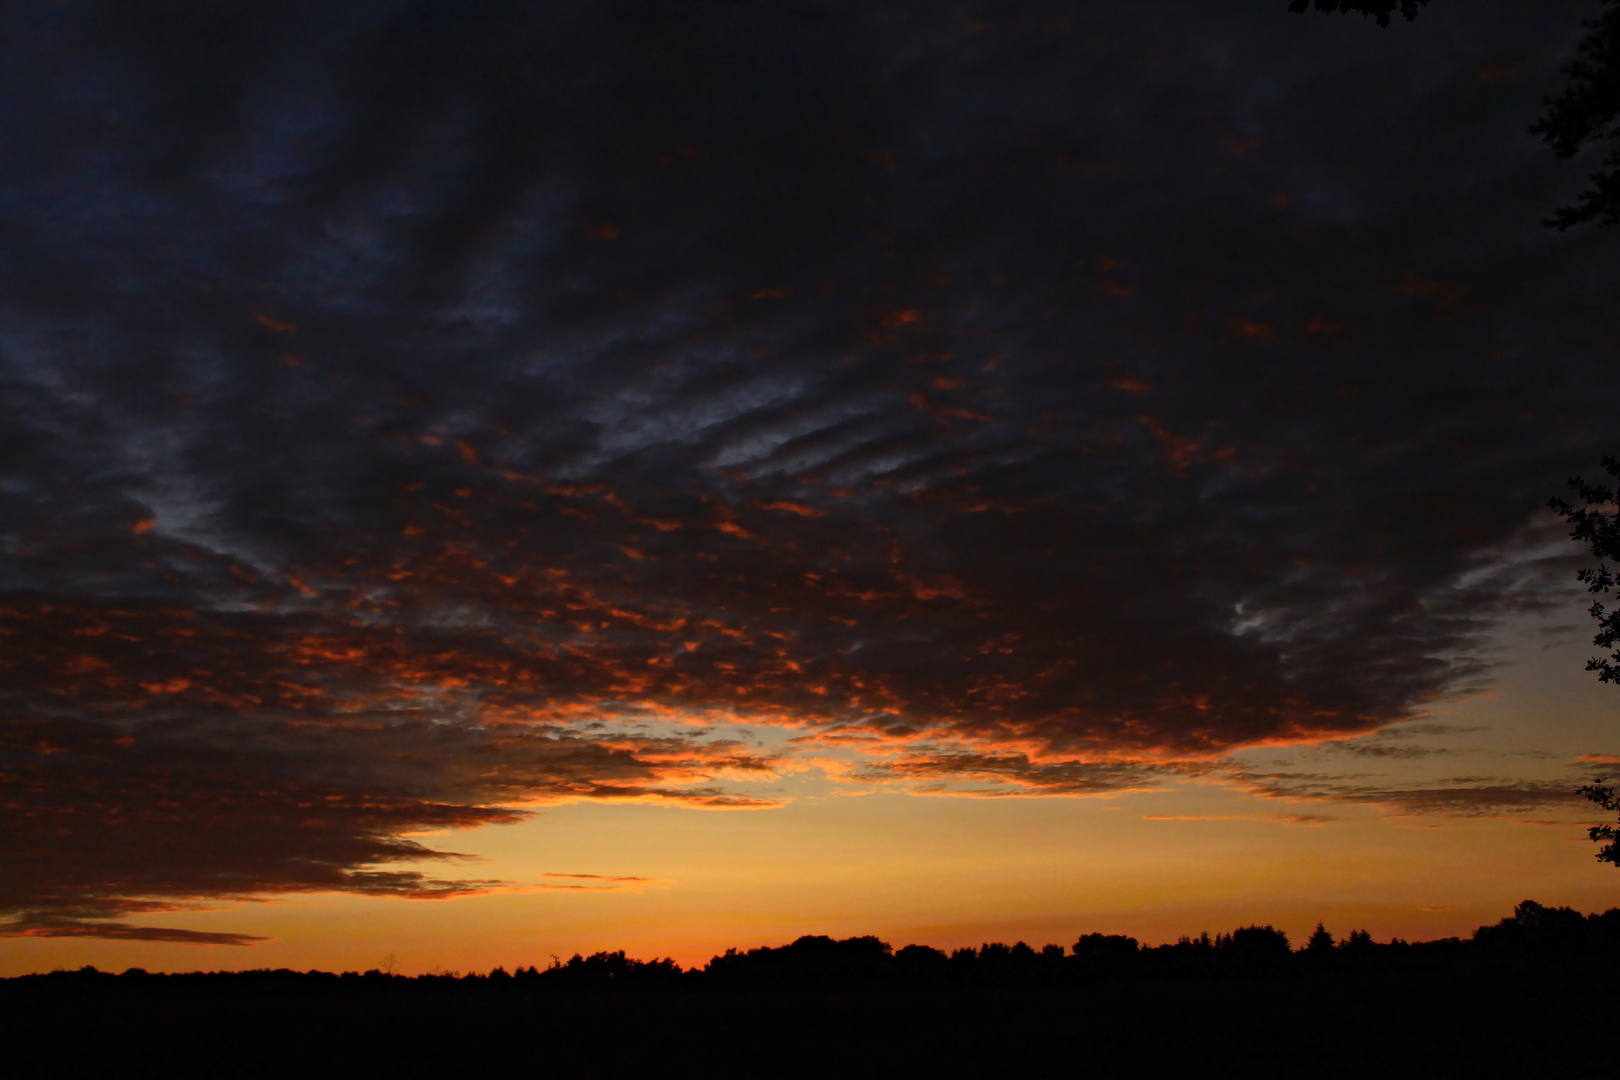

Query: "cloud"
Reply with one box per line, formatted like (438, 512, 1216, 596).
(1330, 743, 1453, 759)
(1379, 723, 1488, 738)
(848, 749, 1182, 797)
(0, 917, 270, 946)
(1234, 770, 1587, 817)
(0, 701, 778, 930)
(0, 0, 1612, 933)
(1140, 812, 1336, 825)
(1273, 813, 1337, 825)
(535, 873, 675, 893)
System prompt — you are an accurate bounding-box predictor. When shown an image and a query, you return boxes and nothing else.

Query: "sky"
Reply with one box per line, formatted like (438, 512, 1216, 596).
(2, 0, 1618, 975)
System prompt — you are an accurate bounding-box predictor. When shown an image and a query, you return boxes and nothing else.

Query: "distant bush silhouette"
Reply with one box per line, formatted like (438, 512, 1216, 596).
(535, 950, 683, 985)
(1072, 932, 1140, 958)
(1471, 899, 1606, 952)
(1207, 925, 1293, 974)
(705, 934, 892, 980)
(893, 943, 949, 976)
(1070, 933, 1140, 978)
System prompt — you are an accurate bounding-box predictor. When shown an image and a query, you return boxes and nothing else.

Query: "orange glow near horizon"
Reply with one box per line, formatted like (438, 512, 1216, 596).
(5, 608, 1616, 977)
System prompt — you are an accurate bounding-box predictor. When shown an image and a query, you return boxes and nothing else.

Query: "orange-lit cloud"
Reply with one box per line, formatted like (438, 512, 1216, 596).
(534, 873, 675, 892)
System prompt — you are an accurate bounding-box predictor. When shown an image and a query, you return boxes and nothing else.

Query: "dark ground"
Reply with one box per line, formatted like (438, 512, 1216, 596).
(2, 963, 1607, 1079)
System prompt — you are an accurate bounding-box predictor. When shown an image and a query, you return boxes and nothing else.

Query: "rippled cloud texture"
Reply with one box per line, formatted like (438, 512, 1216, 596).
(1, 0, 1614, 940)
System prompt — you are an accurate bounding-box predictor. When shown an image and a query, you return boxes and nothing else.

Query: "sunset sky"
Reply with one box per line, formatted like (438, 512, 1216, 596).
(3, 0, 1618, 976)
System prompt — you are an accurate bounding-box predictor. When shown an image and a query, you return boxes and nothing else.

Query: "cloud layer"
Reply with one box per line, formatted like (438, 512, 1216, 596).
(1, 0, 1615, 938)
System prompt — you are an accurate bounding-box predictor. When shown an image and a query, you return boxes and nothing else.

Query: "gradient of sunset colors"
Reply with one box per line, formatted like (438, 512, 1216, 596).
(2, 0, 1617, 975)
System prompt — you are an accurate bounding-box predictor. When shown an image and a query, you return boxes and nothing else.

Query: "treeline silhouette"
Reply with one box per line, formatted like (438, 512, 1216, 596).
(7, 899, 1616, 990)
(7, 900, 1619, 1079)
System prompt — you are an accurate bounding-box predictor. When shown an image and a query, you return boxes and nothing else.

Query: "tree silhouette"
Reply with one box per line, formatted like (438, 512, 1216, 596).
(1072, 932, 1141, 958)
(1071, 932, 1141, 977)
(1225, 925, 1294, 967)
(1532, 2, 1620, 228)
(1578, 781, 1620, 864)
(1549, 456, 1620, 683)
(1287, 1, 1429, 27)
(1291, 1, 1620, 227)
(1473, 899, 1592, 946)
(1550, 458, 1620, 865)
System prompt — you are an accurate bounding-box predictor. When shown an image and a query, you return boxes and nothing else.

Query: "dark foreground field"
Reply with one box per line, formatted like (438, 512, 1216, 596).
(2, 962, 1610, 1079)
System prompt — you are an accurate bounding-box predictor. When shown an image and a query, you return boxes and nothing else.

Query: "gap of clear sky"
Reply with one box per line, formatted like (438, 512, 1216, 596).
(1, 0, 1617, 975)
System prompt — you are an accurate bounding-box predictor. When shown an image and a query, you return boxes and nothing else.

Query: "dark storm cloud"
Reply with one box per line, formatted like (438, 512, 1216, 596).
(1, 0, 1615, 934)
